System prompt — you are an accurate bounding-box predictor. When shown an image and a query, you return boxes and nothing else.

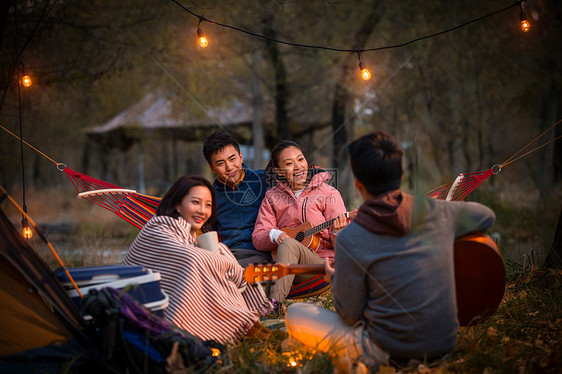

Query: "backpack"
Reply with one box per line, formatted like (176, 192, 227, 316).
(82, 287, 222, 373)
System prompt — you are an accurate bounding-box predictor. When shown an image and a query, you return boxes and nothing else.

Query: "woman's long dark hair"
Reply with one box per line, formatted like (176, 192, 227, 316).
(156, 175, 216, 232)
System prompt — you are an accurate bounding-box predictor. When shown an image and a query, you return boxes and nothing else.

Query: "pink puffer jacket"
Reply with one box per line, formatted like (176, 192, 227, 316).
(252, 168, 346, 261)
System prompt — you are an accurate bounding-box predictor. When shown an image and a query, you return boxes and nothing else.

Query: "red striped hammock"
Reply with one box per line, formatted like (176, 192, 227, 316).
(63, 167, 160, 229)
(63, 166, 328, 299)
(427, 166, 497, 201)
(64, 164, 500, 299)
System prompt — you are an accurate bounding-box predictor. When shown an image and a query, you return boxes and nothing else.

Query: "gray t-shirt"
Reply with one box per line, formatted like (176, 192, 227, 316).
(333, 197, 495, 358)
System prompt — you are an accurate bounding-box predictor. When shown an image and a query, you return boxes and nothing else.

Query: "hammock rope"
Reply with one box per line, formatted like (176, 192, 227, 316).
(429, 119, 561, 201)
(0, 124, 62, 167)
(4, 120, 559, 299)
(500, 119, 562, 168)
(2, 119, 561, 205)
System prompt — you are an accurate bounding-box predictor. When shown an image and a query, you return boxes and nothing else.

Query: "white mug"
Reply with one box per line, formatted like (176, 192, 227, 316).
(197, 231, 219, 252)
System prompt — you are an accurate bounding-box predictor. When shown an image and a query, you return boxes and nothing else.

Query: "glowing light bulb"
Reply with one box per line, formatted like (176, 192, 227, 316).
(358, 61, 372, 81)
(23, 225, 33, 239)
(520, 11, 530, 32)
(211, 348, 220, 357)
(197, 28, 209, 48)
(22, 218, 32, 239)
(520, 18, 530, 32)
(22, 75, 32, 87)
(361, 68, 371, 80)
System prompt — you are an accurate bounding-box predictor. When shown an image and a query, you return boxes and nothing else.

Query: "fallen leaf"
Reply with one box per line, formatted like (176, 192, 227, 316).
(487, 327, 499, 338)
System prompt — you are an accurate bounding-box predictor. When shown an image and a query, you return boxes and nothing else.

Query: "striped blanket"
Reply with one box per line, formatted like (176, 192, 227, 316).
(123, 215, 272, 344)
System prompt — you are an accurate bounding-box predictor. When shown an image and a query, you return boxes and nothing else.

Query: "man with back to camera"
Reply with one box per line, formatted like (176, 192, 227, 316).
(285, 131, 496, 372)
(203, 131, 272, 267)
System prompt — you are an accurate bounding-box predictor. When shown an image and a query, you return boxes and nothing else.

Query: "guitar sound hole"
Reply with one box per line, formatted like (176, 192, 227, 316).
(295, 232, 304, 242)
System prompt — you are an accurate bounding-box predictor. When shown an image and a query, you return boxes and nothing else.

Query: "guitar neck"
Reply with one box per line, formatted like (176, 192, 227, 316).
(284, 264, 325, 276)
(302, 211, 349, 238)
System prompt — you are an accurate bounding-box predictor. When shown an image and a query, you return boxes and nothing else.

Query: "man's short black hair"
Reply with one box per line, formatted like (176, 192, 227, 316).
(347, 131, 403, 196)
(202, 131, 241, 165)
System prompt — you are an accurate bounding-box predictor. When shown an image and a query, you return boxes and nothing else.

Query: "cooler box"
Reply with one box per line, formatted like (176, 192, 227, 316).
(56, 265, 169, 318)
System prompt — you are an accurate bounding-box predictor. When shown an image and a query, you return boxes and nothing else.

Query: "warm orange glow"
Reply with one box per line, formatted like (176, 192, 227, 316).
(283, 352, 303, 368)
(197, 28, 208, 48)
(22, 75, 32, 87)
(211, 348, 220, 357)
(520, 11, 530, 33)
(520, 19, 530, 32)
(23, 225, 33, 239)
(199, 36, 209, 48)
(358, 60, 372, 81)
(361, 68, 372, 81)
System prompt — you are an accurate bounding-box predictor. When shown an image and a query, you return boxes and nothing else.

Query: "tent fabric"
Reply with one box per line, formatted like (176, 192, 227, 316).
(0, 206, 97, 371)
(0, 257, 71, 355)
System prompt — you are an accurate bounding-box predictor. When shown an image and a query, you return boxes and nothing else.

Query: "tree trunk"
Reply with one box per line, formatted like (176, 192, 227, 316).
(137, 141, 145, 194)
(544, 206, 562, 269)
(262, 14, 290, 142)
(251, 50, 265, 169)
(331, 1, 388, 203)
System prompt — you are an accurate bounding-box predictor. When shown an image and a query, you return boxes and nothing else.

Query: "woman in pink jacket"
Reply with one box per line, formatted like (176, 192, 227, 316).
(252, 140, 349, 305)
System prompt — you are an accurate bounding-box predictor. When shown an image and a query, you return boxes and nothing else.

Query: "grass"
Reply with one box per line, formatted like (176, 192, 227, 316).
(199, 266, 560, 374)
(2, 187, 561, 372)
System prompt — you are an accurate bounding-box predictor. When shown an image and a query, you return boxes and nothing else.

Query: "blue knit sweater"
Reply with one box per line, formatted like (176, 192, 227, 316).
(213, 165, 268, 251)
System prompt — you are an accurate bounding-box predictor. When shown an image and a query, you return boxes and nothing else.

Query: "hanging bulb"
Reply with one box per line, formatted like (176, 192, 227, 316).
(358, 60, 372, 81)
(23, 225, 33, 239)
(197, 27, 209, 48)
(22, 217, 32, 239)
(520, 12, 530, 32)
(22, 75, 32, 87)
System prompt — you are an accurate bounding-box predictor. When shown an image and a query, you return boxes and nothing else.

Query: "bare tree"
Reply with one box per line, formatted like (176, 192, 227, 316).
(331, 1, 389, 202)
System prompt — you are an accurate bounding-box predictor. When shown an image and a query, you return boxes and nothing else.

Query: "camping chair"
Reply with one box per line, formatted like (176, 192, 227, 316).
(63, 167, 330, 299)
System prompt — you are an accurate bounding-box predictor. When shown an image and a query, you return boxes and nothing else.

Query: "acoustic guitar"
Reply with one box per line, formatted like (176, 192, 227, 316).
(245, 232, 506, 326)
(280, 208, 358, 251)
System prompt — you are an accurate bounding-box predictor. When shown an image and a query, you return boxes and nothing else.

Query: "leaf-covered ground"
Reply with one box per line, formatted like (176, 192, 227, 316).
(208, 267, 561, 373)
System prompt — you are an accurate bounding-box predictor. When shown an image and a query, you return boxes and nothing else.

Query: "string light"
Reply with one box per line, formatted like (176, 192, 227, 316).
(357, 53, 372, 81)
(22, 216, 32, 239)
(22, 74, 32, 87)
(19, 62, 32, 87)
(172, 0, 527, 81)
(519, 2, 531, 32)
(197, 18, 209, 48)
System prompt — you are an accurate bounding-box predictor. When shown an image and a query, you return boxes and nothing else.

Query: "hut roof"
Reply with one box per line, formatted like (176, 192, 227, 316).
(85, 92, 330, 150)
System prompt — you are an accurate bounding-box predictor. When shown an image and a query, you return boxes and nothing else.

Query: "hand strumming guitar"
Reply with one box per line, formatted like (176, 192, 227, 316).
(273, 210, 353, 243)
(276, 231, 290, 243)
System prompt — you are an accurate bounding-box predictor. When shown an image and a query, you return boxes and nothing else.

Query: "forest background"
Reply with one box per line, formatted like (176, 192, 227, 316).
(0, 0, 560, 268)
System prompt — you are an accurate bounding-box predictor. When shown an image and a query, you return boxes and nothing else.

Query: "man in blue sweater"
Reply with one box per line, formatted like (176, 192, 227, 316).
(285, 131, 496, 372)
(203, 131, 272, 267)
